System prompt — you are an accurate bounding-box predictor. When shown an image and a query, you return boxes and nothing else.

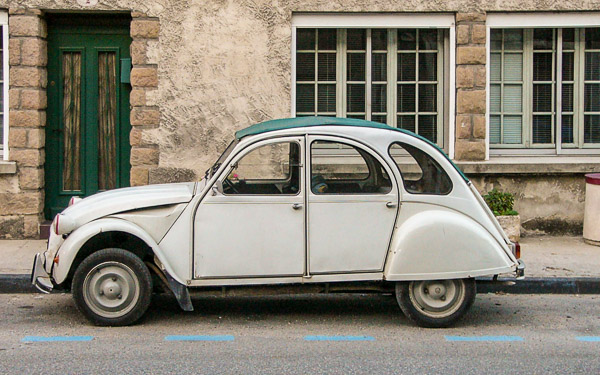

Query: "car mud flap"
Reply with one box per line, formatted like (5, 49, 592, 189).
(165, 271, 194, 312)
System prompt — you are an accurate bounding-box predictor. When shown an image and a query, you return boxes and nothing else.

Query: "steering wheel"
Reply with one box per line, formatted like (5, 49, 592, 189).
(223, 178, 239, 194)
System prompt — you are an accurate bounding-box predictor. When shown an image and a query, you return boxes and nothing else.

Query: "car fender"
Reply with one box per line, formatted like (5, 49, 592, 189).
(53, 218, 186, 285)
(384, 206, 516, 280)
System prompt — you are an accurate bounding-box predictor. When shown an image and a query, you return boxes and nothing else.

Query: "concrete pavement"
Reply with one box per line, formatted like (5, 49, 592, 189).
(1, 236, 599, 293)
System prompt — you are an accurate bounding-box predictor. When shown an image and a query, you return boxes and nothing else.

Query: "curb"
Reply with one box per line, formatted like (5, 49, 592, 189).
(4, 274, 600, 295)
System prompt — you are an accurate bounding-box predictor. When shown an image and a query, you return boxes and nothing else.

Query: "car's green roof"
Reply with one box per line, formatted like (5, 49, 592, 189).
(235, 117, 468, 182)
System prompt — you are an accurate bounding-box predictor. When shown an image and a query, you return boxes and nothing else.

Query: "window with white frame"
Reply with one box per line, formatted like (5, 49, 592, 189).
(0, 12, 8, 160)
(294, 27, 449, 147)
(490, 27, 600, 150)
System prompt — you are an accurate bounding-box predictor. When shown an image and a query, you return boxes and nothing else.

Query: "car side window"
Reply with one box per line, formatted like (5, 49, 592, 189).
(223, 141, 301, 195)
(311, 140, 392, 195)
(389, 142, 452, 195)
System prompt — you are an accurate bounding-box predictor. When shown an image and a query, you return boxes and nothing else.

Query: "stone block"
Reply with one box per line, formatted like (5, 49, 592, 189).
(130, 40, 147, 65)
(456, 66, 474, 88)
(131, 11, 149, 18)
(456, 115, 472, 139)
(19, 167, 43, 190)
(20, 89, 47, 110)
(9, 128, 27, 148)
(26, 128, 45, 148)
(20, 38, 47, 66)
(9, 89, 20, 109)
(10, 66, 46, 88)
(457, 46, 486, 65)
(9, 15, 46, 37)
(456, 13, 486, 22)
(149, 167, 197, 184)
(9, 39, 21, 65)
(473, 115, 486, 139)
(11, 149, 44, 167)
(472, 24, 487, 44)
(131, 19, 160, 39)
(0, 192, 43, 215)
(23, 214, 41, 238)
(9, 110, 45, 127)
(457, 90, 486, 114)
(474, 65, 486, 88)
(130, 166, 149, 186)
(130, 89, 146, 107)
(130, 108, 160, 126)
(130, 147, 159, 166)
(454, 139, 486, 161)
(0, 216, 24, 239)
(456, 24, 470, 45)
(130, 67, 158, 87)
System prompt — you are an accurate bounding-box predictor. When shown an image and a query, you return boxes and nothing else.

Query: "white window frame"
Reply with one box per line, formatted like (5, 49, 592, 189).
(486, 12, 600, 159)
(291, 13, 456, 158)
(0, 11, 8, 161)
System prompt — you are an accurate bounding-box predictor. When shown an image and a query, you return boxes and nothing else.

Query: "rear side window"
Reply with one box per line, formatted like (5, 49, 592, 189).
(389, 142, 452, 195)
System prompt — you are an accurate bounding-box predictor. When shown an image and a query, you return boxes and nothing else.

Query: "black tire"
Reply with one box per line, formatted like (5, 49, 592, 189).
(396, 278, 476, 328)
(72, 248, 153, 326)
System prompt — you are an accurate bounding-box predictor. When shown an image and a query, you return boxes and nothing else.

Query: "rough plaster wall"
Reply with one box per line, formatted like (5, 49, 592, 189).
(5, 0, 600, 177)
(470, 175, 586, 234)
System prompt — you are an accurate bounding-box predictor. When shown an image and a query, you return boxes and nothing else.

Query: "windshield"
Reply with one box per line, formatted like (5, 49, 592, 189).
(205, 139, 239, 180)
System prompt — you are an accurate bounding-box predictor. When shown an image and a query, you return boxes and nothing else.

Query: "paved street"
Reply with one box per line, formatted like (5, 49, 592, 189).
(0, 293, 599, 374)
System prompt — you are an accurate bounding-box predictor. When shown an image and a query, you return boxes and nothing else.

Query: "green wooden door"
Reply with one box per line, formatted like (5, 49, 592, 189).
(45, 16, 132, 219)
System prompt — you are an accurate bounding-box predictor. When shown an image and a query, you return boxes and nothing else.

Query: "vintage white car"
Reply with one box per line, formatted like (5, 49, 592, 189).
(32, 117, 524, 327)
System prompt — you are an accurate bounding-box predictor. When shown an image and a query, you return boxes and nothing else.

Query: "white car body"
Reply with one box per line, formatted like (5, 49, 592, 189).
(32, 117, 523, 320)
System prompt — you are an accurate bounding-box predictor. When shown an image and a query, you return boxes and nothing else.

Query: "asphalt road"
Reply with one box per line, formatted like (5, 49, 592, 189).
(0, 293, 599, 374)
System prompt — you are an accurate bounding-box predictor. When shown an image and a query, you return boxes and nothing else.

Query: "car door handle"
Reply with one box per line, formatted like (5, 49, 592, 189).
(386, 202, 397, 208)
(292, 203, 303, 210)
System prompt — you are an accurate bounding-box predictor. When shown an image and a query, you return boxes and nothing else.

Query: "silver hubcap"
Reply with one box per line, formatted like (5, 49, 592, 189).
(409, 279, 465, 318)
(82, 262, 140, 319)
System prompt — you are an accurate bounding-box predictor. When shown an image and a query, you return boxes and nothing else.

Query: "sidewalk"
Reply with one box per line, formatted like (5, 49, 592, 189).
(1, 236, 599, 293)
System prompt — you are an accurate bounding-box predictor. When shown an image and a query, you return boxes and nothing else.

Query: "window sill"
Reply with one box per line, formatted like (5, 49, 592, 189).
(456, 156, 600, 175)
(0, 161, 17, 174)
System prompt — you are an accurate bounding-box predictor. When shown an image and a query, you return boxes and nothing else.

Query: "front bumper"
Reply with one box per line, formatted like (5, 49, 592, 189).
(31, 253, 53, 293)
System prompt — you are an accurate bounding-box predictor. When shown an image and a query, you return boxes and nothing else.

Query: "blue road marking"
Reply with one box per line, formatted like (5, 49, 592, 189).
(304, 335, 375, 342)
(164, 335, 234, 342)
(22, 336, 94, 342)
(445, 335, 524, 342)
(576, 336, 600, 342)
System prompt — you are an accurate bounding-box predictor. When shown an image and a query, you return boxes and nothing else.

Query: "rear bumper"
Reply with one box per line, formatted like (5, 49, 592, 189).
(516, 259, 525, 279)
(31, 253, 53, 293)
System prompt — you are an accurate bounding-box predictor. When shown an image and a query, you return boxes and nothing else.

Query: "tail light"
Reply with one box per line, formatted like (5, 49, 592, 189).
(511, 241, 521, 259)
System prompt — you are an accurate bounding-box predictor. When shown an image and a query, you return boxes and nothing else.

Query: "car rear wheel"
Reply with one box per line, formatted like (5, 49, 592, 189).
(72, 248, 152, 326)
(396, 278, 476, 328)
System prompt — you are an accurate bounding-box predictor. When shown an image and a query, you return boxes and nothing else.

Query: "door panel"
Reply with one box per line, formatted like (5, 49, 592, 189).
(194, 137, 306, 278)
(307, 136, 399, 274)
(45, 16, 132, 219)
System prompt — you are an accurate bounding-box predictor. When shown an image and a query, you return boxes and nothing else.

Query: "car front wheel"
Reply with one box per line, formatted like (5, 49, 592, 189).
(72, 248, 153, 326)
(396, 278, 476, 328)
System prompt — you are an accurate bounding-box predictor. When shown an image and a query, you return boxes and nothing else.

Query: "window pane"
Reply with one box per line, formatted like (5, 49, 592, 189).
(347, 52, 365, 81)
(562, 115, 574, 144)
(562, 52, 574, 81)
(347, 84, 365, 112)
(397, 115, 416, 132)
(372, 53, 387, 81)
(585, 52, 600, 81)
(297, 29, 315, 50)
(533, 53, 553, 81)
(418, 53, 437, 81)
(296, 84, 315, 113)
(504, 29, 523, 50)
(398, 29, 416, 50)
(532, 115, 553, 144)
(372, 114, 386, 124)
(372, 84, 386, 113)
(503, 116, 522, 144)
(503, 85, 522, 112)
(347, 114, 365, 119)
(317, 53, 336, 81)
(318, 29, 336, 50)
(296, 53, 315, 81)
(418, 84, 437, 112)
(490, 115, 501, 144)
(562, 83, 574, 112)
(62, 51, 83, 192)
(347, 29, 366, 50)
(490, 84, 501, 112)
(533, 84, 552, 112)
(503, 53, 523, 81)
(97, 52, 118, 191)
(490, 53, 501, 81)
(419, 29, 437, 50)
(418, 115, 437, 142)
(585, 83, 600, 112)
(491, 29, 502, 51)
(585, 28, 600, 50)
(372, 29, 387, 50)
(397, 84, 416, 112)
(563, 29, 575, 50)
(533, 29, 553, 50)
(585, 115, 600, 143)
(317, 84, 336, 112)
(397, 53, 416, 81)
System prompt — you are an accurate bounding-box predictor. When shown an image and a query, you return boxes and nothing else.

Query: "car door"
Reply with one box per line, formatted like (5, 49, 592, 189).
(307, 135, 399, 274)
(194, 137, 305, 278)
